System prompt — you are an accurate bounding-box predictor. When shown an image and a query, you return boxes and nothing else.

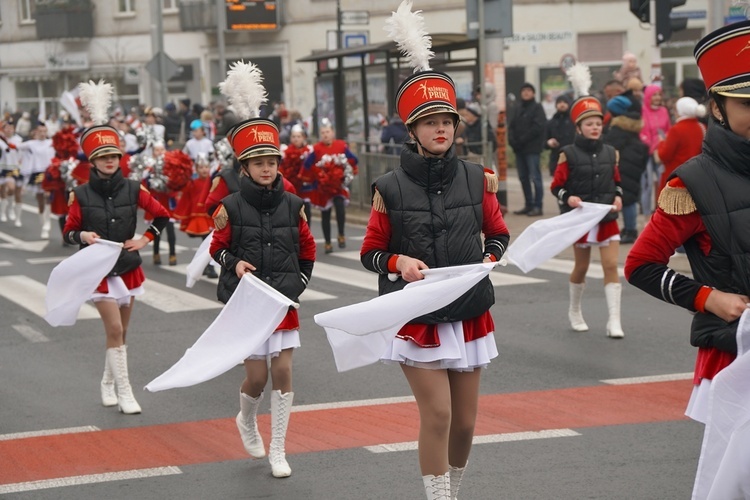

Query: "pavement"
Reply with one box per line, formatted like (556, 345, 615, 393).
(344, 169, 692, 274)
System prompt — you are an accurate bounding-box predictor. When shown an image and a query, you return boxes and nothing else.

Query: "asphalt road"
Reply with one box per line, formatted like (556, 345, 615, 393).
(0, 193, 702, 500)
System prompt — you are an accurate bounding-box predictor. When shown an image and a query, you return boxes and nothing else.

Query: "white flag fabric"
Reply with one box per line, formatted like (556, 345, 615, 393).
(44, 239, 123, 327)
(145, 273, 295, 392)
(504, 202, 613, 273)
(692, 309, 750, 499)
(185, 231, 214, 288)
(315, 262, 496, 372)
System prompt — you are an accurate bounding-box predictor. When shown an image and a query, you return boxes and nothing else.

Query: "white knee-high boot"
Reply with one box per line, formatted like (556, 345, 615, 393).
(100, 352, 117, 407)
(423, 472, 451, 500)
(6, 198, 14, 220)
(236, 390, 266, 458)
(449, 463, 467, 500)
(106, 345, 141, 414)
(0, 199, 7, 222)
(40, 205, 51, 239)
(14, 204, 22, 227)
(605, 282, 625, 338)
(568, 282, 589, 331)
(269, 390, 293, 478)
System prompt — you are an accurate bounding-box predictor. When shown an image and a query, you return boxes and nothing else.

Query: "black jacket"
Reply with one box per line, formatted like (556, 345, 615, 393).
(545, 110, 576, 172)
(508, 99, 547, 154)
(604, 116, 649, 206)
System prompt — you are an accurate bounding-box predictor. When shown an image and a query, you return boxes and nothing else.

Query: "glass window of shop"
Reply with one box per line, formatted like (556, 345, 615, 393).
(118, 0, 135, 14)
(344, 68, 364, 142)
(15, 80, 58, 118)
(19, 0, 36, 23)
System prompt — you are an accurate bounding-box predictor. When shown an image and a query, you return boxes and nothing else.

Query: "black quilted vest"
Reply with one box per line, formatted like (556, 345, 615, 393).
(217, 174, 304, 304)
(374, 143, 494, 324)
(560, 136, 618, 222)
(73, 168, 141, 276)
(675, 123, 750, 352)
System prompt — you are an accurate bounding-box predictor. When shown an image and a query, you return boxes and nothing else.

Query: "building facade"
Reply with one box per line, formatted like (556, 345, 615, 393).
(0, 0, 722, 127)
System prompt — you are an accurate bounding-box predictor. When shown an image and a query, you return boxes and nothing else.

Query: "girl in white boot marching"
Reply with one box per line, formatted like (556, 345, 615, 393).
(209, 62, 316, 478)
(550, 63, 625, 338)
(63, 80, 170, 414)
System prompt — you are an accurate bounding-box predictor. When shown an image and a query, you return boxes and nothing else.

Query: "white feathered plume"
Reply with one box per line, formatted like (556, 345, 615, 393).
(218, 61, 267, 120)
(384, 0, 433, 73)
(78, 80, 113, 126)
(566, 63, 592, 98)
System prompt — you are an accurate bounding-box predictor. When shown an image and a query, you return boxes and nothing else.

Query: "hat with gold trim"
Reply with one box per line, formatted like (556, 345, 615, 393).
(220, 61, 281, 161)
(78, 80, 121, 160)
(694, 20, 750, 97)
(387, 1, 459, 126)
(566, 62, 603, 124)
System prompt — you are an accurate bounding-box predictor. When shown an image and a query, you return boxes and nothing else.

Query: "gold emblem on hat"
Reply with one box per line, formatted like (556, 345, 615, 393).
(246, 127, 275, 143)
(737, 39, 750, 56)
(94, 131, 118, 145)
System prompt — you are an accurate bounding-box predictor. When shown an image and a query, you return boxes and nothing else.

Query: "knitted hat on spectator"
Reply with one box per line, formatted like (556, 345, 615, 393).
(78, 80, 121, 161)
(388, 1, 459, 126)
(675, 97, 707, 119)
(219, 61, 280, 161)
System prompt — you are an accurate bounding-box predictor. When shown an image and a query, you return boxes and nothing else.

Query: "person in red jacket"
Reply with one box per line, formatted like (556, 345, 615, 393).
(656, 96, 706, 197)
(63, 80, 169, 415)
(303, 119, 358, 253)
(626, 19, 750, 429)
(210, 61, 316, 479)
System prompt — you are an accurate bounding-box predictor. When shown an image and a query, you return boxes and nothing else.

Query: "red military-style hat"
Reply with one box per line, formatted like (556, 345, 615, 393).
(80, 124, 121, 161)
(570, 96, 603, 124)
(228, 118, 281, 161)
(396, 70, 459, 126)
(694, 19, 750, 97)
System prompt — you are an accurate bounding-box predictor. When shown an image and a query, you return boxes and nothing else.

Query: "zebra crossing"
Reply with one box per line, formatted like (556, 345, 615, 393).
(0, 223, 627, 326)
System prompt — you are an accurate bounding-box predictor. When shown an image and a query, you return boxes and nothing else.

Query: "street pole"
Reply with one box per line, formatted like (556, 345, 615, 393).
(478, 0, 487, 166)
(337, 0, 342, 48)
(217, 0, 227, 79)
(150, 0, 167, 106)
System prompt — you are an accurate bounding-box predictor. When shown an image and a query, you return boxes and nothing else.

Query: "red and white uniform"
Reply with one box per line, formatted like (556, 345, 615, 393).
(303, 140, 358, 209)
(174, 176, 213, 236)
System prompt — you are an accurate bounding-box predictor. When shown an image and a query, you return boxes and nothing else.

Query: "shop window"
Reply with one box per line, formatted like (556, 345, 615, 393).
(578, 33, 624, 63)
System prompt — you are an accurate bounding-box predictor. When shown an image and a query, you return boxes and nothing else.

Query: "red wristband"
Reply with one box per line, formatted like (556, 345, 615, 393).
(387, 254, 399, 273)
(694, 285, 712, 314)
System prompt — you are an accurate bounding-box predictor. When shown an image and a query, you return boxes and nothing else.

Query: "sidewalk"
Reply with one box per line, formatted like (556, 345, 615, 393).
(345, 169, 692, 274)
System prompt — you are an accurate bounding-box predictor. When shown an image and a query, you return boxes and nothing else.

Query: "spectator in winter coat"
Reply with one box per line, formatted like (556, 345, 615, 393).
(380, 114, 408, 155)
(640, 84, 672, 214)
(604, 94, 649, 244)
(508, 82, 547, 216)
(544, 94, 576, 176)
(656, 97, 706, 197)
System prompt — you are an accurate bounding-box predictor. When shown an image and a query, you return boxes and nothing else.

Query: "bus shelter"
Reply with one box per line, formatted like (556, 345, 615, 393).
(297, 33, 481, 209)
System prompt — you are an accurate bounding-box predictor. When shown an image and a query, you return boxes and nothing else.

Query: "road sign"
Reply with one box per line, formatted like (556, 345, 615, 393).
(340, 10, 369, 25)
(145, 51, 182, 81)
(669, 9, 706, 20)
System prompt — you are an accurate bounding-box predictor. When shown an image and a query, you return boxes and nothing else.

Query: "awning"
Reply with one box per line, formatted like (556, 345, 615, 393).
(297, 33, 476, 63)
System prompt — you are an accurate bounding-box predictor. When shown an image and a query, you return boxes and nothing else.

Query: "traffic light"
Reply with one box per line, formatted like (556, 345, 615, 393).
(655, 0, 688, 45)
(629, 0, 649, 23)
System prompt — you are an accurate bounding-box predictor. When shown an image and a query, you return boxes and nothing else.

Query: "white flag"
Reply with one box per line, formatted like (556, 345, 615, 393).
(45, 239, 123, 327)
(185, 231, 214, 288)
(504, 202, 613, 273)
(692, 309, 750, 499)
(315, 262, 495, 372)
(145, 273, 295, 392)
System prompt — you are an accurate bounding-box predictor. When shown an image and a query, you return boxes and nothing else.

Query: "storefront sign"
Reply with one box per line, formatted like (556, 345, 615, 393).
(46, 52, 89, 71)
(505, 31, 573, 44)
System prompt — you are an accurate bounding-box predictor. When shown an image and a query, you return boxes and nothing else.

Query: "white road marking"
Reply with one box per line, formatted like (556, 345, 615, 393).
(26, 256, 67, 264)
(0, 426, 100, 441)
(0, 466, 183, 495)
(139, 280, 222, 312)
(292, 395, 416, 413)
(600, 372, 693, 385)
(312, 261, 379, 291)
(12, 323, 49, 343)
(0, 275, 99, 320)
(365, 429, 581, 453)
(0, 260, 12, 266)
(0, 230, 50, 253)
(524, 258, 625, 279)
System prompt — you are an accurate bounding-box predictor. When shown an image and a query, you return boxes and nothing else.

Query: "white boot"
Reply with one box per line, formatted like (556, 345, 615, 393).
(236, 391, 266, 458)
(106, 345, 142, 414)
(568, 282, 589, 332)
(13, 204, 22, 227)
(40, 205, 51, 239)
(605, 282, 625, 338)
(0, 199, 7, 222)
(7, 199, 15, 221)
(100, 353, 117, 407)
(423, 472, 451, 500)
(449, 463, 466, 500)
(269, 390, 293, 478)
